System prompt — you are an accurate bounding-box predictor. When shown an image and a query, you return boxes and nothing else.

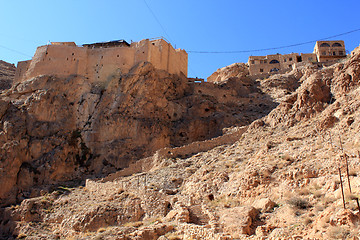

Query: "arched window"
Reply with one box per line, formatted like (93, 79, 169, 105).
(269, 59, 280, 64)
(332, 43, 342, 47)
(320, 43, 330, 47)
(270, 68, 279, 72)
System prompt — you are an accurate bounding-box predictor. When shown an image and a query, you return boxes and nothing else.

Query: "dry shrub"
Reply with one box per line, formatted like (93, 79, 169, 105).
(287, 197, 311, 209)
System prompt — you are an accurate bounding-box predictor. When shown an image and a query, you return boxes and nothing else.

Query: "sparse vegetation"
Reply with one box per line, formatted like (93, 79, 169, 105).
(288, 197, 311, 210)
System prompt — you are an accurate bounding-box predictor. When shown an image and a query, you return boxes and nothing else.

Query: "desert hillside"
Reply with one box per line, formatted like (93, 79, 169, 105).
(1, 45, 360, 239)
(0, 60, 15, 91)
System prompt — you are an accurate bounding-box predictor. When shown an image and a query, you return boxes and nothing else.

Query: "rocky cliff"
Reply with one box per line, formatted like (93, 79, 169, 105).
(1, 46, 360, 239)
(0, 61, 276, 208)
(0, 60, 15, 91)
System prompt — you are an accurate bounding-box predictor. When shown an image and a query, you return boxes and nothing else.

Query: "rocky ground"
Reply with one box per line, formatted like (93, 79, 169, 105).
(0, 60, 15, 91)
(1, 46, 360, 239)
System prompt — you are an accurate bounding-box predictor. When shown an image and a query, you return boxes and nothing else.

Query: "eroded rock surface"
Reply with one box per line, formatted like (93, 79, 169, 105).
(0, 60, 15, 91)
(0, 61, 276, 208)
(2, 46, 360, 239)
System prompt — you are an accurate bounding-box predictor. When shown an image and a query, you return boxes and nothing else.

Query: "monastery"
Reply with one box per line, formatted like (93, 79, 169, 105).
(14, 38, 188, 83)
(14, 38, 347, 82)
(248, 40, 346, 75)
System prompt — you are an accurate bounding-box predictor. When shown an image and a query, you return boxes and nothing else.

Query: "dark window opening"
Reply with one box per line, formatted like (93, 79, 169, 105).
(270, 68, 279, 72)
(269, 59, 280, 64)
(72, 53, 74, 55)
(289, 58, 292, 61)
(260, 68, 264, 72)
(332, 43, 342, 47)
(333, 51, 336, 56)
(320, 43, 330, 47)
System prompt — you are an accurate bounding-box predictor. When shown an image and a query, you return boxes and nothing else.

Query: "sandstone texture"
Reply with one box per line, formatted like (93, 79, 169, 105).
(0, 61, 275, 208)
(1, 46, 360, 239)
(0, 60, 15, 91)
(207, 63, 249, 83)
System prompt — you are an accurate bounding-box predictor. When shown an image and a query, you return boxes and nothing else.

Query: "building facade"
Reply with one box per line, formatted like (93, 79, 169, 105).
(248, 40, 345, 76)
(313, 40, 346, 62)
(14, 38, 188, 83)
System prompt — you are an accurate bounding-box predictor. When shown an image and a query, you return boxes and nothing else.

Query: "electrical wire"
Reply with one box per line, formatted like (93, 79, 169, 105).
(187, 28, 360, 54)
(0, 44, 32, 58)
(143, 0, 174, 45)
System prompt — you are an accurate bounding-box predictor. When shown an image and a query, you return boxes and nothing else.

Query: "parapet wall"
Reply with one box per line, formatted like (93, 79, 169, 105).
(15, 38, 188, 83)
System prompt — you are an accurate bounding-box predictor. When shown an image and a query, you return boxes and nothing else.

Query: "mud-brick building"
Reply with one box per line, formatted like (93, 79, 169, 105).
(248, 40, 346, 76)
(14, 38, 188, 83)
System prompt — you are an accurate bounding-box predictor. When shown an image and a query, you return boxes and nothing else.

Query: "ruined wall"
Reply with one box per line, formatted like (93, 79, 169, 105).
(15, 39, 188, 83)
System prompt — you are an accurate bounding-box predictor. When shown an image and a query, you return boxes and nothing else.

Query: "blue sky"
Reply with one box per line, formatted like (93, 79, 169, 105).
(1, 0, 360, 78)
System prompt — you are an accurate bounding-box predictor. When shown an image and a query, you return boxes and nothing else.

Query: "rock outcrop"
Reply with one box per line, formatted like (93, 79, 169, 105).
(0, 60, 15, 91)
(0, 61, 276, 207)
(207, 63, 249, 83)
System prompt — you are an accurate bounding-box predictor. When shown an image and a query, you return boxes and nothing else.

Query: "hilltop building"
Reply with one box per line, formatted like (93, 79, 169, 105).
(248, 40, 346, 76)
(15, 38, 188, 83)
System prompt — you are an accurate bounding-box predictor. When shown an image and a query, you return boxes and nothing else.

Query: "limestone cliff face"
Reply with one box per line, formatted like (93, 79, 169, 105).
(0, 60, 15, 91)
(207, 63, 249, 83)
(0, 61, 275, 207)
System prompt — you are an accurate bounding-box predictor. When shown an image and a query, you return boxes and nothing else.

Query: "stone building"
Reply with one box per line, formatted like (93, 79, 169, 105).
(15, 38, 188, 83)
(248, 40, 345, 75)
(313, 40, 346, 62)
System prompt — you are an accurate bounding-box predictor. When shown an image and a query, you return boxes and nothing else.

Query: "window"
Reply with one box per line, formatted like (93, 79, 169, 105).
(333, 51, 336, 56)
(320, 43, 330, 47)
(339, 51, 344, 56)
(264, 60, 267, 63)
(308, 57, 312, 61)
(251, 60, 255, 64)
(322, 52, 326, 56)
(289, 58, 292, 61)
(260, 68, 264, 72)
(332, 43, 342, 47)
(284, 59, 287, 62)
(269, 59, 280, 64)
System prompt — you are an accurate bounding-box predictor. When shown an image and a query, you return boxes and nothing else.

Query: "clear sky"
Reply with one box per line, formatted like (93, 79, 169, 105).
(1, 0, 360, 78)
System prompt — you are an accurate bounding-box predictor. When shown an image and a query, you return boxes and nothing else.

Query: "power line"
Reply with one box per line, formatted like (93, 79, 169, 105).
(0, 44, 32, 58)
(187, 28, 360, 54)
(143, 0, 174, 45)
